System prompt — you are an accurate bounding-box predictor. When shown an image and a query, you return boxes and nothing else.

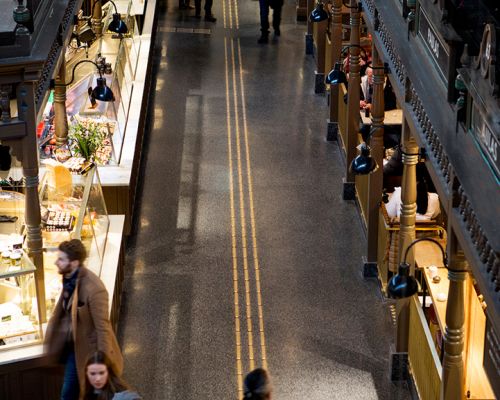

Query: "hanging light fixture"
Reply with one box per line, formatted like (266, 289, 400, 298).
(325, 45, 366, 85)
(350, 142, 378, 175)
(387, 262, 418, 299)
(387, 237, 459, 299)
(349, 127, 381, 175)
(52, 59, 115, 102)
(107, 7, 128, 35)
(309, 2, 329, 22)
(85, 0, 128, 37)
(325, 62, 347, 85)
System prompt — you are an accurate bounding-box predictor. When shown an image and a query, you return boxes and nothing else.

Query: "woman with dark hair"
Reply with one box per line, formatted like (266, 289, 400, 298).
(83, 351, 141, 400)
(243, 368, 272, 399)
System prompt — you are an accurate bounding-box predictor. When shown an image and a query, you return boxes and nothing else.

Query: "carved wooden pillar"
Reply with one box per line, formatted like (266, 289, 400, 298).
(92, 0, 103, 36)
(395, 122, 418, 353)
(442, 232, 467, 400)
(327, 0, 343, 141)
(343, 0, 361, 200)
(305, 0, 315, 54)
(17, 82, 46, 324)
(54, 59, 68, 146)
(363, 46, 384, 276)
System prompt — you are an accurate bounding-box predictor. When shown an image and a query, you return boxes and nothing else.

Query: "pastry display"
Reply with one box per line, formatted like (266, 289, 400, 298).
(44, 211, 75, 232)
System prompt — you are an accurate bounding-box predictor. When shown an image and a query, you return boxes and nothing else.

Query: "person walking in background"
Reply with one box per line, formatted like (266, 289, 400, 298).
(44, 239, 123, 400)
(83, 351, 141, 400)
(243, 368, 273, 399)
(194, 0, 217, 22)
(258, 0, 283, 44)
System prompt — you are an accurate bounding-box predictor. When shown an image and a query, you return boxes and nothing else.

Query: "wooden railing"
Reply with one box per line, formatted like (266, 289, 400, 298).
(408, 296, 442, 400)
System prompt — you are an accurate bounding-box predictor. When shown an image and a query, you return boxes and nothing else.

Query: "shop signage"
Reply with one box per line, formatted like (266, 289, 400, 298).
(417, 7, 449, 83)
(484, 319, 500, 397)
(471, 106, 500, 180)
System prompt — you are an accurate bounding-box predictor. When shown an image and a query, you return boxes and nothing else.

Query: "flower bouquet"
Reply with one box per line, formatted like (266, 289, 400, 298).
(68, 120, 107, 163)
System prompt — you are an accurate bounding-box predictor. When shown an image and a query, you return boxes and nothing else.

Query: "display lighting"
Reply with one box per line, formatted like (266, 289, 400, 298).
(53, 59, 115, 102)
(387, 237, 467, 299)
(309, 2, 329, 22)
(324, 45, 367, 86)
(325, 62, 347, 85)
(349, 127, 379, 175)
(86, 0, 128, 36)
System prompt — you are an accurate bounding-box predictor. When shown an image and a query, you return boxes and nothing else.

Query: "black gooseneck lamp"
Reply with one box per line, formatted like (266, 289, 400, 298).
(90, 0, 128, 36)
(309, 2, 329, 22)
(325, 44, 365, 85)
(325, 62, 347, 85)
(387, 237, 449, 299)
(349, 126, 379, 175)
(52, 59, 115, 102)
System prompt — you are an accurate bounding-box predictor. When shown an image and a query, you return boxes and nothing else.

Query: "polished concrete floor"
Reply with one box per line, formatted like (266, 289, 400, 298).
(118, 0, 413, 398)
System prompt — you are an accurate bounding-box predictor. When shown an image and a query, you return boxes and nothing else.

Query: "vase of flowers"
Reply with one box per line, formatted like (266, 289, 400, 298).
(68, 120, 106, 162)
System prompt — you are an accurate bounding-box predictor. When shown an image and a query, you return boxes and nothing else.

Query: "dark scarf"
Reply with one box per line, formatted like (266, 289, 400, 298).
(62, 268, 79, 310)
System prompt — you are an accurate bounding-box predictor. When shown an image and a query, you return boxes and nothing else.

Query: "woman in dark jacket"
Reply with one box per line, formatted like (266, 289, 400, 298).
(82, 351, 141, 400)
(243, 368, 272, 399)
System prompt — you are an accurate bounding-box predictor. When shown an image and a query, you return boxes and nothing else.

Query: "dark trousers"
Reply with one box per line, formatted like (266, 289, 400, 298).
(259, 0, 282, 34)
(61, 350, 79, 400)
(195, 0, 213, 15)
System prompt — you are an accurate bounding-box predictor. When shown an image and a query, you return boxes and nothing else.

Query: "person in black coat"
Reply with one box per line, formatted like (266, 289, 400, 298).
(258, 0, 284, 44)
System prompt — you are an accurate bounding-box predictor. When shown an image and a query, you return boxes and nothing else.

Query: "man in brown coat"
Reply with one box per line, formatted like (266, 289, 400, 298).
(45, 239, 123, 400)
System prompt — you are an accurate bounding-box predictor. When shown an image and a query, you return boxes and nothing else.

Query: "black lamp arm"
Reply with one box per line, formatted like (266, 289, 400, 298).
(403, 237, 448, 269)
(56, 60, 103, 87)
(342, 0, 362, 11)
(364, 125, 383, 145)
(341, 44, 363, 55)
(91, 0, 119, 17)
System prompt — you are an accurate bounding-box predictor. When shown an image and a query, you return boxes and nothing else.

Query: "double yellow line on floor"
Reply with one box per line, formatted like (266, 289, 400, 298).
(223, 1, 267, 397)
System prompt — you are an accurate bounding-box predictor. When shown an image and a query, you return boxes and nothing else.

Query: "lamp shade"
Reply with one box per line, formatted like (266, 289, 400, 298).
(108, 13, 128, 34)
(91, 77, 115, 102)
(350, 143, 378, 175)
(387, 262, 418, 299)
(325, 62, 347, 85)
(309, 3, 329, 22)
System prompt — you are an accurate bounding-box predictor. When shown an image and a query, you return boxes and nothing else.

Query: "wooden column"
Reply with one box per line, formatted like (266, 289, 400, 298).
(92, 0, 103, 36)
(54, 59, 68, 146)
(442, 233, 467, 400)
(17, 82, 46, 324)
(313, 18, 328, 94)
(327, 0, 343, 141)
(395, 122, 418, 353)
(343, 0, 361, 200)
(363, 46, 384, 276)
(305, 0, 315, 55)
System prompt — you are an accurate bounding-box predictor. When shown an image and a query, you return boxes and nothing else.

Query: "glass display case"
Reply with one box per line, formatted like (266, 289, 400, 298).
(0, 253, 41, 350)
(40, 164, 110, 277)
(0, 164, 109, 354)
(37, 0, 142, 166)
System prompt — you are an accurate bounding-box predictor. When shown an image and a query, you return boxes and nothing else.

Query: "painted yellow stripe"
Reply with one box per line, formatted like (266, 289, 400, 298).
(237, 38, 268, 371)
(224, 37, 243, 397)
(223, 0, 227, 29)
(233, 0, 239, 29)
(230, 38, 256, 371)
(228, 0, 233, 29)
